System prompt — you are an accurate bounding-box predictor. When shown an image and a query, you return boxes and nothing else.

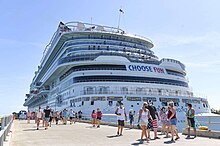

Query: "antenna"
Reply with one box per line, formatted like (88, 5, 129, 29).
(117, 8, 124, 31)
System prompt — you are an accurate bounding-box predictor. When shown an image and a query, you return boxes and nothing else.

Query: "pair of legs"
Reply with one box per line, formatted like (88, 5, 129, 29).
(147, 120, 158, 139)
(36, 118, 41, 130)
(27, 117, 30, 123)
(70, 117, 73, 124)
(187, 127, 196, 138)
(45, 117, 50, 130)
(170, 125, 180, 141)
(92, 118, 96, 127)
(161, 122, 167, 134)
(97, 118, 101, 127)
(141, 125, 149, 143)
(117, 120, 124, 135)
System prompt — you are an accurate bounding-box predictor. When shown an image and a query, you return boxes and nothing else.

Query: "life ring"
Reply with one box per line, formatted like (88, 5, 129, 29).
(199, 126, 208, 130)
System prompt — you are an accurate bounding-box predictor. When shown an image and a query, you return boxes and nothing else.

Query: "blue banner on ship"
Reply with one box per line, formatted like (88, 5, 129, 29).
(126, 64, 167, 74)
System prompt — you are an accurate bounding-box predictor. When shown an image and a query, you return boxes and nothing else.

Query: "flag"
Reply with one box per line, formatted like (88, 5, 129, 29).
(119, 9, 124, 13)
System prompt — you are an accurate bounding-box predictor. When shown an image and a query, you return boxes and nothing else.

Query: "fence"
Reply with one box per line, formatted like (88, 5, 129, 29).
(0, 115, 13, 146)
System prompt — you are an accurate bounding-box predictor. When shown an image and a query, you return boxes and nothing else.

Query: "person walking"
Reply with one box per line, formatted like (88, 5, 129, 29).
(129, 110, 134, 129)
(27, 110, 32, 124)
(62, 109, 68, 125)
(78, 110, 82, 121)
(69, 109, 74, 125)
(168, 101, 180, 142)
(96, 108, 102, 128)
(146, 100, 160, 140)
(36, 106, 42, 130)
(91, 110, 97, 127)
(186, 103, 196, 139)
(43, 106, 51, 130)
(115, 102, 127, 136)
(138, 102, 152, 144)
(160, 107, 168, 135)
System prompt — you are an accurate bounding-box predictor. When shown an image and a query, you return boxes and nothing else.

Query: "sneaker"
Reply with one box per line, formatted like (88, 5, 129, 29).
(170, 139, 175, 143)
(194, 136, 196, 139)
(37, 128, 39, 130)
(175, 137, 180, 140)
(154, 137, 160, 139)
(186, 135, 190, 139)
(119, 133, 123, 136)
(117, 131, 119, 135)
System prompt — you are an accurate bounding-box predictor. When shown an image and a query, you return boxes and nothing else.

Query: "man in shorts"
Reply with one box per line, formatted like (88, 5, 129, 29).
(115, 102, 127, 136)
(43, 106, 51, 130)
(186, 103, 196, 139)
(146, 100, 160, 140)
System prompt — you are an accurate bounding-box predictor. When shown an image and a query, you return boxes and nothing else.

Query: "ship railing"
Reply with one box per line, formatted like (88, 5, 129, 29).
(0, 115, 13, 146)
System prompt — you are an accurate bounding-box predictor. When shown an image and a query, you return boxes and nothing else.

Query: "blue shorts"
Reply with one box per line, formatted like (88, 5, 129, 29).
(45, 117, 50, 122)
(170, 118, 177, 125)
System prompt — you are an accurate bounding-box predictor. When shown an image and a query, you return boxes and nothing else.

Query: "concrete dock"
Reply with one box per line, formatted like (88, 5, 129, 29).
(8, 120, 220, 146)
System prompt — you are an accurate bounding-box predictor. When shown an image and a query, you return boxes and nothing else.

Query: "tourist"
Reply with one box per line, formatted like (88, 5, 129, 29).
(115, 102, 127, 136)
(36, 106, 42, 130)
(138, 102, 151, 143)
(186, 103, 196, 139)
(42, 110, 45, 127)
(129, 109, 134, 129)
(75, 112, 78, 122)
(73, 111, 77, 124)
(146, 100, 160, 140)
(168, 101, 180, 142)
(78, 110, 82, 121)
(54, 111, 59, 125)
(160, 107, 168, 135)
(59, 111, 63, 123)
(43, 106, 51, 130)
(91, 110, 97, 127)
(96, 108, 102, 128)
(62, 109, 68, 125)
(49, 110, 53, 127)
(27, 110, 32, 124)
(166, 106, 172, 138)
(69, 109, 74, 125)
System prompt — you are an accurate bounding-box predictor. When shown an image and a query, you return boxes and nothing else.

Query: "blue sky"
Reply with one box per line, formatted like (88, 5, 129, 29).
(0, 0, 220, 115)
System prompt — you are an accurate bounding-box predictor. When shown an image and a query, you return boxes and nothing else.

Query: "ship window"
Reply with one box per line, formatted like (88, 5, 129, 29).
(131, 105, 134, 107)
(143, 97, 157, 102)
(82, 97, 90, 101)
(107, 96, 123, 101)
(161, 102, 168, 106)
(174, 102, 179, 106)
(82, 101, 84, 106)
(91, 101, 94, 105)
(192, 99, 200, 104)
(182, 99, 192, 103)
(92, 96, 105, 101)
(137, 103, 139, 105)
(127, 97, 141, 101)
(159, 98, 179, 103)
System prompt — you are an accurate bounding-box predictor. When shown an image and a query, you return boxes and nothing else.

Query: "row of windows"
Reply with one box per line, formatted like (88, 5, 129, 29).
(58, 51, 160, 65)
(59, 65, 126, 81)
(73, 75, 188, 87)
(64, 34, 151, 49)
(65, 46, 156, 58)
(64, 39, 150, 53)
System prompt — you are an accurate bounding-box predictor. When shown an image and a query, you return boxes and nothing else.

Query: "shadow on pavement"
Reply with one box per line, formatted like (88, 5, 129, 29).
(23, 128, 44, 131)
(107, 135, 120, 138)
(164, 140, 175, 144)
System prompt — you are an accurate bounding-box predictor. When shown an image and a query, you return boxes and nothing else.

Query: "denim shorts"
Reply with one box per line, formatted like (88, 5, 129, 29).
(170, 118, 177, 125)
(45, 117, 50, 122)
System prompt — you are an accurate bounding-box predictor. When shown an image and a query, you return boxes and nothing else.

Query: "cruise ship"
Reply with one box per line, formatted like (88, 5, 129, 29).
(24, 21, 210, 130)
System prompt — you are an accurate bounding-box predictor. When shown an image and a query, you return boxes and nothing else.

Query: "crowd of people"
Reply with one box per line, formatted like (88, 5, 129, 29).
(26, 100, 197, 144)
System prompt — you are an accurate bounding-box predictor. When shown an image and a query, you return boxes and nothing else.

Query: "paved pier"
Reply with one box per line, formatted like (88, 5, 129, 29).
(9, 120, 220, 146)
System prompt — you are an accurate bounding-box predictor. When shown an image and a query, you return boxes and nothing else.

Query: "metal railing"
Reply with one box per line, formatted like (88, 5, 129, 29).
(195, 115, 220, 131)
(0, 115, 13, 146)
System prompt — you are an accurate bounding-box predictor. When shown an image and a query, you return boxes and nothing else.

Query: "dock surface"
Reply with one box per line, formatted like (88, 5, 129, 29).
(9, 120, 220, 146)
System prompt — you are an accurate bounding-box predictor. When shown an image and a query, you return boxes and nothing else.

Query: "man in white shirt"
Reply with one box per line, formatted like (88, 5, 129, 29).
(115, 102, 127, 136)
